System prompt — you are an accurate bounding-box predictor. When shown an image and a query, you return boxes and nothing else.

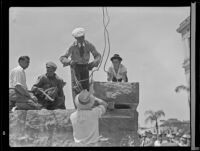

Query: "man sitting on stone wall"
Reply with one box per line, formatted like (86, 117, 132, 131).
(31, 61, 66, 110)
(9, 56, 42, 111)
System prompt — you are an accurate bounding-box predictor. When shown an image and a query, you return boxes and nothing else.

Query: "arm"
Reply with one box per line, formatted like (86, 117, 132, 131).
(121, 65, 128, 82)
(107, 72, 113, 81)
(107, 67, 113, 81)
(31, 76, 44, 94)
(56, 80, 65, 101)
(59, 46, 72, 67)
(122, 71, 128, 82)
(15, 83, 38, 102)
(89, 43, 101, 67)
(11, 69, 28, 89)
(94, 97, 108, 110)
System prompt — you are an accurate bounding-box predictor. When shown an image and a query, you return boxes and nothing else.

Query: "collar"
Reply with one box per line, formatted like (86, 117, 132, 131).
(45, 73, 56, 79)
(112, 64, 123, 74)
(73, 40, 86, 48)
(18, 65, 24, 71)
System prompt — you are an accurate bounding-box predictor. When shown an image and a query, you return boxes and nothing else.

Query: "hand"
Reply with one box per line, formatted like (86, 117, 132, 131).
(31, 96, 38, 102)
(27, 99, 36, 105)
(88, 62, 95, 70)
(63, 62, 68, 67)
(70, 60, 77, 67)
(36, 87, 44, 95)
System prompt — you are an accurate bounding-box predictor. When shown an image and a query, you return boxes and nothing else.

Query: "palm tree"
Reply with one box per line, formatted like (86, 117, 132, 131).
(175, 85, 190, 107)
(144, 110, 165, 138)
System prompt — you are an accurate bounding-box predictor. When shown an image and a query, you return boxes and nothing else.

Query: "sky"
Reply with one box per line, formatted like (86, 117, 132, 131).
(9, 7, 190, 127)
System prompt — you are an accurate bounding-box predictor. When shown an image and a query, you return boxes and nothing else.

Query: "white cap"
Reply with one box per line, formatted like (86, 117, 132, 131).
(72, 27, 85, 38)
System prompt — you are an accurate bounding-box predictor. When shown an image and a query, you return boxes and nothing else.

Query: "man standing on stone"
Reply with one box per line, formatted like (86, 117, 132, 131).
(9, 56, 41, 111)
(59, 27, 101, 107)
(31, 62, 66, 110)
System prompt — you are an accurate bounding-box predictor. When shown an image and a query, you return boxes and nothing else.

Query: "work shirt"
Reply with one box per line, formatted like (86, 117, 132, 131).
(9, 66, 28, 89)
(107, 64, 127, 82)
(31, 73, 65, 99)
(70, 105, 106, 145)
(60, 40, 101, 66)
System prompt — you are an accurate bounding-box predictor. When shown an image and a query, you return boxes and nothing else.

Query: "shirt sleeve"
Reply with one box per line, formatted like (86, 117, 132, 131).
(92, 105, 106, 118)
(107, 67, 113, 81)
(59, 45, 73, 66)
(57, 79, 65, 98)
(89, 43, 101, 66)
(11, 69, 27, 89)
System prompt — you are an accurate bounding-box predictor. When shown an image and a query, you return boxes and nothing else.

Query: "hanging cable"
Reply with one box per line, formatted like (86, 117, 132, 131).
(103, 7, 111, 73)
(89, 7, 110, 79)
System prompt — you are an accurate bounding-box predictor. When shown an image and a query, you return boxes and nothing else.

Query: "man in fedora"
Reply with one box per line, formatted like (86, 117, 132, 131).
(59, 27, 101, 107)
(70, 89, 108, 146)
(31, 61, 66, 110)
(107, 54, 128, 82)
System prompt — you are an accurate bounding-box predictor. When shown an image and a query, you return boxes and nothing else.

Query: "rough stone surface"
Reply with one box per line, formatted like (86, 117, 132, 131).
(9, 82, 140, 146)
(92, 82, 139, 108)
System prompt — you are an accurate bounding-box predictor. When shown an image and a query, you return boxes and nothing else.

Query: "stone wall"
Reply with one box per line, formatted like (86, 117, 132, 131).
(9, 82, 140, 146)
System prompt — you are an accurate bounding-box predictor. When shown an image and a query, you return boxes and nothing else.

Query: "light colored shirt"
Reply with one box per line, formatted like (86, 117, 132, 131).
(9, 66, 28, 89)
(107, 64, 127, 82)
(60, 40, 101, 66)
(70, 105, 106, 145)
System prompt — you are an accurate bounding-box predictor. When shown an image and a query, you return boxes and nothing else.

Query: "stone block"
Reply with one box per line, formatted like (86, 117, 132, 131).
(92, 82, 139, 107)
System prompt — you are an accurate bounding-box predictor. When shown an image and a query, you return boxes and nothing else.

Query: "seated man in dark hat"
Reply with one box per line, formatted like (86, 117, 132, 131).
(31, 62, 66, 110)
(107, 54, 128, 82)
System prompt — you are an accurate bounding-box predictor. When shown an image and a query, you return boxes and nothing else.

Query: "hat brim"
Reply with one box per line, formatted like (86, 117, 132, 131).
(111, 56, 122, 62)
(75, 94, 95, 110)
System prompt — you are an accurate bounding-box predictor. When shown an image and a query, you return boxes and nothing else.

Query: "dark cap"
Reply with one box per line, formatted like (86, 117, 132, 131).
(46, 61, 57, 70)
(111, 54, 122, 62)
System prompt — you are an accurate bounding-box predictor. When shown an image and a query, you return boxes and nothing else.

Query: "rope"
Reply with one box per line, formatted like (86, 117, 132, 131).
(103, 7, 111, 73)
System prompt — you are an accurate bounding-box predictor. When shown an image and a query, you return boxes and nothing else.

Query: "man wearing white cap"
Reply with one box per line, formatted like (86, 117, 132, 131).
(59, 27, 101, 107)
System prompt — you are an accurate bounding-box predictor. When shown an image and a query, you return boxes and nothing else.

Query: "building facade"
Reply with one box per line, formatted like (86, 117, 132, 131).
(176, 16, 190, 107)
(176, 16, 190, 89)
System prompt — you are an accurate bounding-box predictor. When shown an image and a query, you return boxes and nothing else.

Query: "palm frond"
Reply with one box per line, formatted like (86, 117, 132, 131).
(144, 110, 154, 116)
(145, 116, 155, 124)
(155, 110, 165, 118)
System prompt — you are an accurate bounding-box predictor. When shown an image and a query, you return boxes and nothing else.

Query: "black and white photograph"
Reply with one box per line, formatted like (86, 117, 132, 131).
(8, 6, 192, 147)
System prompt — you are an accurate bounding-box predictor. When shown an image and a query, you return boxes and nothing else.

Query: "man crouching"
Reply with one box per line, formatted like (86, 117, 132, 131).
(70, 89, 108, 146)
(31, 62, 66, 110)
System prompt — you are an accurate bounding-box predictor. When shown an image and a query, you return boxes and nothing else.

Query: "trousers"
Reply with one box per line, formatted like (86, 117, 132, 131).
(71, 64, 89, 108)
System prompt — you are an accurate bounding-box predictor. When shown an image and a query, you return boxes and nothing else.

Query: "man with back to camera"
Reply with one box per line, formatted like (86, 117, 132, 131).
(70, 89, 108, 146)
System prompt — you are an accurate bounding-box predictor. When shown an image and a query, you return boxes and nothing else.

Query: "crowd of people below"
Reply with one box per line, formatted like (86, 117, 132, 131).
(139, 132, 190, 147)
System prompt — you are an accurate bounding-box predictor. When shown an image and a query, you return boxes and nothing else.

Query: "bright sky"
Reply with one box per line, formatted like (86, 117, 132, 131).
(9, 7, 190, 127)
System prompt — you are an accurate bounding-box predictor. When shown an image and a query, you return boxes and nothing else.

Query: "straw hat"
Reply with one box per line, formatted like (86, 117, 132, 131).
(75, 89, 95, 110)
